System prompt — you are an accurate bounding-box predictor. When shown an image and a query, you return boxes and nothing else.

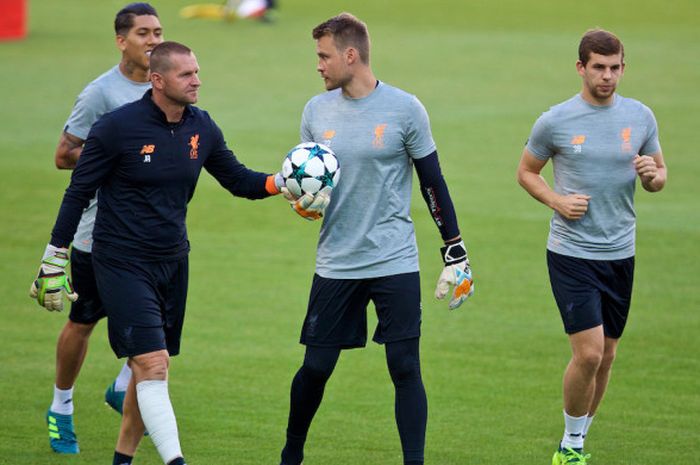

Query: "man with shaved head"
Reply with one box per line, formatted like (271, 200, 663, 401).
(31, 41, 288, 465)
(41, 3, 162, 455)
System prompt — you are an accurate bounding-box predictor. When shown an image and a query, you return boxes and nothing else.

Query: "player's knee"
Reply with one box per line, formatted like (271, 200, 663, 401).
(575, 348, 604, 372)
(300, 347, 339, 384)
(131, 351, 170, 380)
(387, 350, 421, 385)
(301, 359, 335, 384)
(64, 320, 97, 339)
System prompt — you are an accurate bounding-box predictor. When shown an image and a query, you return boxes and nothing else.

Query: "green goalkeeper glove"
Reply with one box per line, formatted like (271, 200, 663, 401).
(29, 244, 78, 312)
(435, 239, 474, 310)
(281, 186, 331, 221)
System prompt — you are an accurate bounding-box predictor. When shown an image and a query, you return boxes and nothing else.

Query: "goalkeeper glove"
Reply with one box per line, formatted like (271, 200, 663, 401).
(29, 244, 78, 312)
(435, 238, 474, 310)
(281, 186, 331, 221)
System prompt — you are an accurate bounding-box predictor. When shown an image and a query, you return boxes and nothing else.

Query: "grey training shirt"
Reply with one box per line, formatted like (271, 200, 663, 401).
(63, 65, 151, 252)
(526, 93, 661, 260)
(301, 82, 436, 278)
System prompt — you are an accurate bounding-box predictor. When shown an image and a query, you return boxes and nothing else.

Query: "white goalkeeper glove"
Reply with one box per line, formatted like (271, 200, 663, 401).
(29, 244, 78, 312)
(281, 186, 331, 221)
(435, 239, 474, 310)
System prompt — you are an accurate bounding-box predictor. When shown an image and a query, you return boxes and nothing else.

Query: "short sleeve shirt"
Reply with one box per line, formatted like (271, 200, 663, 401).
(301, 82, 436, 278)
(64, 65, 151, 252)
(526, 94, 661, 259)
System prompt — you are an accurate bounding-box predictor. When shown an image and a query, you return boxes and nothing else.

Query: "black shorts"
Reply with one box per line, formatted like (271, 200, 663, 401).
(300, 272, 421, 349)
(547, 250, 634, 339)
(68, 248, 106, 324)
(92, 253, 189, 358)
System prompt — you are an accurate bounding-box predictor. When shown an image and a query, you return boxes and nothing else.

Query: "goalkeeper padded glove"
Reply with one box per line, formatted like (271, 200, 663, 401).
(435, 238, 474, 310)
(281, 186, 331, 221)
(29, 244, 78, 312)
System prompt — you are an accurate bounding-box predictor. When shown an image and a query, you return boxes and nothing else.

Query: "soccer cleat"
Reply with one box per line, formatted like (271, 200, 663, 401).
(105, 382, 125, 415)
(46, 410, 79, 454)
(106, 382, 150, 436)
(552, 446, 591, 464)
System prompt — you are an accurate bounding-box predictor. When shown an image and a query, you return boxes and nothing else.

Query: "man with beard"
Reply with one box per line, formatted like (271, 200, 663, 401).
(517, 29, 667, 464)
(278, 13, 474, 465)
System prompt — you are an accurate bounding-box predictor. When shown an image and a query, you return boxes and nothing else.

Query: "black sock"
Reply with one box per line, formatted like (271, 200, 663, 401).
(112, 452, 133, 465)
(280, 431, 305, 465)
(168, 457, 186, 465)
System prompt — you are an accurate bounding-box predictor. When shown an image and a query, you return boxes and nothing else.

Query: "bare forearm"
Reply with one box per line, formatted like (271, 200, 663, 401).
(642, 166, 667, 192)
(55, 133, 84, 170)
(518, 170, 559, 210)
(56, 148, 81, 169)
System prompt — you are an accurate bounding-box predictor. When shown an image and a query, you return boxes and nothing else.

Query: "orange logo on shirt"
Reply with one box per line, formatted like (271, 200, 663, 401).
(322, 129, 336, 147)
(189, 134, 199, 159)
(373, 124, 387, 148)
(621, 127, 631, 142)
(140, 144, 155, 155)
(570, 135, 585, 154)
(621, 127, 632, 153)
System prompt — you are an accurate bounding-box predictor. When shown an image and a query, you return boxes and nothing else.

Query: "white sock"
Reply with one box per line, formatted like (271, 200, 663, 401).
(113, 362, 132, 392)
(561, 410, 587, 450)
(583, 414, 595, 438)
(50, 385, 74, 415)
(136, 380, 183, 464)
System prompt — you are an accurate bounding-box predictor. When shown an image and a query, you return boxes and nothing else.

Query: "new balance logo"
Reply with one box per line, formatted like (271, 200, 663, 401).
(140, 144, 155, 154)
(141, 144, 155, 163)
(570, 135, 585, 154)
(323, 129, 336, 147)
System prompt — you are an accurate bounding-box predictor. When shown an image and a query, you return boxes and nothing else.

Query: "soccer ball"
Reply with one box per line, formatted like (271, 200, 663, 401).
(281, 142, 340, 197)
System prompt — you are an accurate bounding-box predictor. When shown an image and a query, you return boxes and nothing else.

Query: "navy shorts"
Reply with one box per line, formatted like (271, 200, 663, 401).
(92, 253, 189, 358)
(68, 248, 106, 324)
(547, 250, 634, 339)
(300, 272, 421, 349)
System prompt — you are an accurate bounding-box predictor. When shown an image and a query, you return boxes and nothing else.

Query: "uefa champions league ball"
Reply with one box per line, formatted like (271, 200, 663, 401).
(281, 142, 340, 197)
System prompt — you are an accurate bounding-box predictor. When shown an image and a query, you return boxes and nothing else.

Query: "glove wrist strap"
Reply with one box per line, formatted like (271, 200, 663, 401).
(42, 244, 70, 268)
(440, 239, 468, 265)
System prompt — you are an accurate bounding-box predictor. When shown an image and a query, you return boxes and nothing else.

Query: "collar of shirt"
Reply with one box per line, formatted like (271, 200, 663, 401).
(142, 89, 194, 125)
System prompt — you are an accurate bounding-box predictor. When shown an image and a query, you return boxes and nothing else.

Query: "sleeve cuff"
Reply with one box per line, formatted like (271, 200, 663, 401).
(265, 174, 281, 195)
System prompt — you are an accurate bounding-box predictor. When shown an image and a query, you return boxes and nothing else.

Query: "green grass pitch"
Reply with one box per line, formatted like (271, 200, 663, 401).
(1, 0, 698, 463)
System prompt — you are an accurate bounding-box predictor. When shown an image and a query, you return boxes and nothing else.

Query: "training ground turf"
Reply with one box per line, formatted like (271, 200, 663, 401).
(1, 1, 698, 463)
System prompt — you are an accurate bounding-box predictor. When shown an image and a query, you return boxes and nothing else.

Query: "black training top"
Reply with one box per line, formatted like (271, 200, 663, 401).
(51, 90, 271, 260)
